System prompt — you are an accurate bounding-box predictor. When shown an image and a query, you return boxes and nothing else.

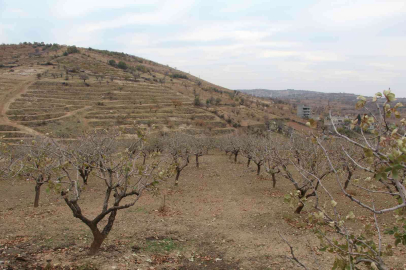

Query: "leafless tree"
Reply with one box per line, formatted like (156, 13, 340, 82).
(190, 136, 209, 168)
(164, 133, 191, 185)
(219, 134, 241, 163)
(79, 74, 89, 83)
(57, 130, 170, 254)
(241, 134, 268, 175)
(19, 137, 61, 208)
(264, 134, 282, 188)
(276, 134, 332, 214)
(0, 140, 22, 179)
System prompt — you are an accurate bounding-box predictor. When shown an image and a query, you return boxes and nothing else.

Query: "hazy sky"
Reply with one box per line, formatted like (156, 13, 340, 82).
(1, 0, 405, 96)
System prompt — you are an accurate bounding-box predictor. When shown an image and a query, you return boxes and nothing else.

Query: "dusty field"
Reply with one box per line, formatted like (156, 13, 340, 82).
(1, 151, 405, 270)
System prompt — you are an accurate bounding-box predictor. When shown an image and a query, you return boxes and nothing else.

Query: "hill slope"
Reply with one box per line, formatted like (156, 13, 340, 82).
(1, 43, 297, 141)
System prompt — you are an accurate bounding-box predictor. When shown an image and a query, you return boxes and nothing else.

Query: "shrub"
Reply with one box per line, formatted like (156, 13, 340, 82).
(108, 60, 116, 67)
(136, 65, 149, 73)
(193, 96, 201, 106)
(117, 61, 128, 70)
(66, 46, 79, 54)
(170, 73, 188, 79)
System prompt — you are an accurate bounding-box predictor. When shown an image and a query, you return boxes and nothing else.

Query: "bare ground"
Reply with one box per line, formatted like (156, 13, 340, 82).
(1, 152, 405, 270)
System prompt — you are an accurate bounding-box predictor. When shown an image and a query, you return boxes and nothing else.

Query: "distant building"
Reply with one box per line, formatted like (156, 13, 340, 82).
(324, 116, 348, 127)
(324, 115, 351, 131)
(297, 104, 311, 118)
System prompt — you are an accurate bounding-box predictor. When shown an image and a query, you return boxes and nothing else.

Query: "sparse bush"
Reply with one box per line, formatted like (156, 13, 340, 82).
(117, 61, 128, 70)
(170, 73, 188, 79)
(135, 65, 149, 73)
(66, 45, 79, 54)
(108, 59, 116, 67)
(193, 96, 201, 106)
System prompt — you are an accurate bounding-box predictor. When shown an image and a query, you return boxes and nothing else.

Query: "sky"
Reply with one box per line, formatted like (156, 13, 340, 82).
(1, 0, 406, 97)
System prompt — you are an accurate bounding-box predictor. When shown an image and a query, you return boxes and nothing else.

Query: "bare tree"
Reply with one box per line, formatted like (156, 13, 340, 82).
(264, 135, 282, 188)
(20, 137, 61, 207)
(57, 131, 170, 254)
(219, 134, 241, 163)
(164, 133, 191, 185)
(190, 136, 209, 168)
(241, 134, 268, 175)
(79, 74, 89, 83)
(0, 139, 22, 179)
(276, 134, 332, 214)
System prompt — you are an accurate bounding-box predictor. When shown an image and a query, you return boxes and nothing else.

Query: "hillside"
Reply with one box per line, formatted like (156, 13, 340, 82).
(0, 43, 309, 142)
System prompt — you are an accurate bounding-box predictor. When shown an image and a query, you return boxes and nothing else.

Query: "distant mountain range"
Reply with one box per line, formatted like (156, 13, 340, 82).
(238, 89, 406, 102)
(238, 89, 359, 100)
(238, 89, 406, 117)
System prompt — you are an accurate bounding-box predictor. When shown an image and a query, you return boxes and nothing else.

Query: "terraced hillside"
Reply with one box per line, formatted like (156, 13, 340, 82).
(0, 43, 290, 140)
(7, 79, 232, 138)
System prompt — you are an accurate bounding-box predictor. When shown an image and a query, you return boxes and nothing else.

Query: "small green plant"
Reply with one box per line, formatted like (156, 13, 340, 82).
(144, 238, 180, 253)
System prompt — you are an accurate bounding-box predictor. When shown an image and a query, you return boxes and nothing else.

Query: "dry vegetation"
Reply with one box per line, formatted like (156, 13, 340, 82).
(0, 43, 405, 270)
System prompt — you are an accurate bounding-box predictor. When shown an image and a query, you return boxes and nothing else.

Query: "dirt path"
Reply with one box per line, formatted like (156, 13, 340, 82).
(0, 76, 42, 136)
(15, 106, 92, 123)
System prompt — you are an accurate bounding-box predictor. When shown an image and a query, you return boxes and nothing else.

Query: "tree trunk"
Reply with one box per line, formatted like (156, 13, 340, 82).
(79, 168, 89, 185)
(143, 155, 146, 165)
(271, 173, 276, 188)
(294, 202, 305, 214)
(376, 261, 388, 270)
(196, 155, 199, 168)
(257, 164, 261, 175)
(234, 152, 238, 163)
(344, 167, 352, 190)
(89, 228, 106, 255)
(34, 183, 43, 208)
(247, 158, 251, 167)
(175, 169, 181, 186)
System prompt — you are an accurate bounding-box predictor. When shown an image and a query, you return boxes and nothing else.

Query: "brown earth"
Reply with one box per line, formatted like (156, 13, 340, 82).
(1, 151, 405, 270)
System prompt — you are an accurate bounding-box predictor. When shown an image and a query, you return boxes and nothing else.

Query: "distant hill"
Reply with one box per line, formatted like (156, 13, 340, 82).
(239, 89, 359, 101)
(239, 89, 406, 118)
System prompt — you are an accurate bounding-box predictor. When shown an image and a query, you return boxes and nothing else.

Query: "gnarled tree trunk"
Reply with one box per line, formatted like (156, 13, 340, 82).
(175, 169, 181, 186)
(294, 202, 305, 214)
(271, 173, 277, 188)
(34, 182, 43, 208)
(195, 155, 199, 168)
(89, 228, 106, 255)
(256, 164, 261, 175)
